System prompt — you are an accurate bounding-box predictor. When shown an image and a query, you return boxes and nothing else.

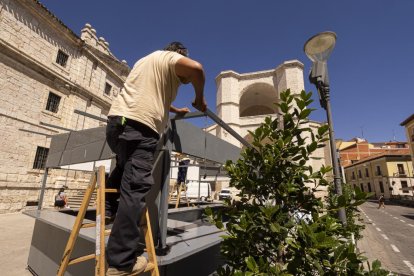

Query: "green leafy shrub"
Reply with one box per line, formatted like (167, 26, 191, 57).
(326, 183, 367, 241)
(206, 89, 388, 276)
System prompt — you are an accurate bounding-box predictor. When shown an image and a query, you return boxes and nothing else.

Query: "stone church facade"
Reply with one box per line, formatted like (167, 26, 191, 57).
(208, 61, 331, 195)
(0, 0, 129, 212)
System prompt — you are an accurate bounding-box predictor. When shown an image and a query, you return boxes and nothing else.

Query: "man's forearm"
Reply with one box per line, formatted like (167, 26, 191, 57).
(191, 70, 205, 104)
(175, 57, 207, 111)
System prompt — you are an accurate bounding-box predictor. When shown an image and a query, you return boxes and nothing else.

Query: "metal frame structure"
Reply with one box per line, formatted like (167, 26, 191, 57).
(37, 108, 248, 251)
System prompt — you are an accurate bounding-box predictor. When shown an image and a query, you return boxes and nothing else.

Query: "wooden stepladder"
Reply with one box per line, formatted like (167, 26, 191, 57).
(57, 166, 159, 276)
(168, 181, 190, 208)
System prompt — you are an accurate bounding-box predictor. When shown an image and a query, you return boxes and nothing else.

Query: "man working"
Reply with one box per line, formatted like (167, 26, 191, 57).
(105, 41, 207, 275)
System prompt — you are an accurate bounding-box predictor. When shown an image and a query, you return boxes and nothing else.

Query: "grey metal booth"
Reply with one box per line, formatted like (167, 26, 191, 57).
(26, 110, 247, 276)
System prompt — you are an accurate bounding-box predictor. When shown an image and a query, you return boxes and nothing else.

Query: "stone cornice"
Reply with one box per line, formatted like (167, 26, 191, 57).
(216, 102, 240, 109)
(275, 60, 304, 71)
(400, 113, 414, 126)
(83, 44, 130, 77)
(22, 0, 82, 45)
(215, 60, 304, 86)
(215, 69, 276, 85)
(0, 38, 111, 109)
(19, 0, 130, 78)
(81, 45, 128, 83)
(344, 153, 411, 169)
(307, 120, 324, 126)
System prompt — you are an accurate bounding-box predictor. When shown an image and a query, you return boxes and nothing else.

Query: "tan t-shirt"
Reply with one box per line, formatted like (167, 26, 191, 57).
(108, 50, 183, 134)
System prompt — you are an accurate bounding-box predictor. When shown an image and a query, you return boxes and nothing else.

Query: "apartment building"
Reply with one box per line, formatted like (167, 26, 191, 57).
(344, 150, 413, 199)
(337, 138, 408, 167)
(400, 114, 414, 173)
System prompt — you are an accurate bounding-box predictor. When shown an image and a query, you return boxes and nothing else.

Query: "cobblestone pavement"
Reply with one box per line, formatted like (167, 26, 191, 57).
(0, 212, 34, 276)
(358, 201, 414, 275)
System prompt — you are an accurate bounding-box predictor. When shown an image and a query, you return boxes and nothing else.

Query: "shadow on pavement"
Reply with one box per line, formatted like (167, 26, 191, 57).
(401, 214, 414, 221)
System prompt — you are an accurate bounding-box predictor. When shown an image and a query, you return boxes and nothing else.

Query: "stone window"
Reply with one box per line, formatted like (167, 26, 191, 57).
(360, 183, 364, 192)
(365, 168, 369, 177)
(33, 146, 49, 169)
(376, 166, 382, 176)
(358, 170, 362, 178)
(401, 181, 409, 193)
(367, 182, 372, 192)
(45, 92, 61, 113)
(104, 82, 112, 96)
(397, 164, 405, 175)
(379, 181, 384, 193)
(56, 50, 69, 67)
(352, 171, 355, 180)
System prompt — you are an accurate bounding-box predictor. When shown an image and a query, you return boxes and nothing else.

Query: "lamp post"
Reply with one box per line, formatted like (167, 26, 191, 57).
(304, 31, 347, 225)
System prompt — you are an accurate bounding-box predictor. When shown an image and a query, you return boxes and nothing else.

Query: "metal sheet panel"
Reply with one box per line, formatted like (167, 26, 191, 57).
(25, 208, 224, 276)
(65, 127, 105, 150)
(45, 152, 65, 168)
(46, 121, 241, 168)
(46, 127, 113, 168)
(45, 133, 70, 168)
(199, 166, 227, 177)
(101, 142, 114, 160)
(27, 212, 96, 276)
(59, 140, 106, 167)
(170, 120, 240, 164)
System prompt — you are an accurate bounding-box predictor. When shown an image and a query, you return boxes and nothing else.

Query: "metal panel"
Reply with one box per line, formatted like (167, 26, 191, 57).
(25, 207, 224, 276)
(65, 127, 105, 150)
(170, 120, 240, 164)
(46, 122, 240, 168)
(45, 152, 65, 168)
(101, 142, 114, 160)
(46, 127, 113, 168)
(199, 166, 227, 178)
(59, 140, 106, 167)
(172, 109, 251, 149)
(45, 133, 70, 168)
(27, 212, 96, 276)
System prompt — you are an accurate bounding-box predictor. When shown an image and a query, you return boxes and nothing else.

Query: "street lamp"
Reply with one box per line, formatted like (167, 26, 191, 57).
(304, 31, 347, 225)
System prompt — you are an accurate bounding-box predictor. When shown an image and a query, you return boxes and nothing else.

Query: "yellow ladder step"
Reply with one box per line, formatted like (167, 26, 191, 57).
(68, 254, 95, 265)
(105, 188, 119, 193)
(81, 223, 96, 228)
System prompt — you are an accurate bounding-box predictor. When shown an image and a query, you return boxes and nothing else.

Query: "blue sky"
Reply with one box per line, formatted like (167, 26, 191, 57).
(41, 0, 414, 142)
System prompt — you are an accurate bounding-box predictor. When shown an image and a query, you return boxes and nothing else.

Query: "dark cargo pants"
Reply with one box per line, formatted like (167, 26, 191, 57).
(105, 116, 159, 269)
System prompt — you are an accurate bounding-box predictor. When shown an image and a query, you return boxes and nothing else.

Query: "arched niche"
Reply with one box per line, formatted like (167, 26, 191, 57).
(239, 83, 278, 117)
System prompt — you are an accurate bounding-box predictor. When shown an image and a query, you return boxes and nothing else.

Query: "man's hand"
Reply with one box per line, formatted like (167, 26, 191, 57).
(170, 106, 190, 115)
(192, 97, 207, 112)
(176, 107, 191, 114)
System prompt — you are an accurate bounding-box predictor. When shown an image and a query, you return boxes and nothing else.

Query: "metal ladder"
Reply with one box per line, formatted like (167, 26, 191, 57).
(57, 166, 159, 276)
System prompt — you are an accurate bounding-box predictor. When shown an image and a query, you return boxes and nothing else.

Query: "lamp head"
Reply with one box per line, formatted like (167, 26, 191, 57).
(304, 31, 337, 62)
